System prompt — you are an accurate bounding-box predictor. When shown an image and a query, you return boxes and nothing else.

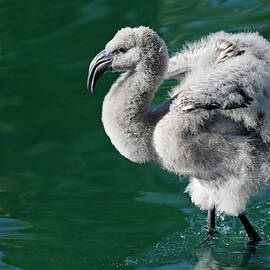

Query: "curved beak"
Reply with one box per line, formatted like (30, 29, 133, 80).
(87, 50, 113, 93)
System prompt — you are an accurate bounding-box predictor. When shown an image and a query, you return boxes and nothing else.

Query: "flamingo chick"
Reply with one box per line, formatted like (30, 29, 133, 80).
(87, 26, 270, 244)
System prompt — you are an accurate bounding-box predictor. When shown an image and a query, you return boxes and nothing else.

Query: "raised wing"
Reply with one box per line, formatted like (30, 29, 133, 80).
(165, 40, 245, 80)
(169, 53, 268, 115)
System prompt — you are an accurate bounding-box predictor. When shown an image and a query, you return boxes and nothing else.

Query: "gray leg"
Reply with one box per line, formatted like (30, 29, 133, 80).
(199, 208, 216, 246)
(238, 213, 261, 244)
(207, 208, 216, 237)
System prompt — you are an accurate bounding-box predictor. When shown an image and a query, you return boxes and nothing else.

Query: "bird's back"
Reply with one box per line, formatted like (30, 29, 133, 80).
(166, 31, 270, 142)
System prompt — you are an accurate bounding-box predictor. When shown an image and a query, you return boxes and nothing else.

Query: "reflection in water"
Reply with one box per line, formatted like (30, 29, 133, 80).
(0, 251, 22, 270)
(0, 217, 30, 232)
(0, 177, 34, 270)
(194, 247, 252, 270)
(0, 214, 32, 270)
(1, 0, 270, 269)
(133, 244, 263, 270)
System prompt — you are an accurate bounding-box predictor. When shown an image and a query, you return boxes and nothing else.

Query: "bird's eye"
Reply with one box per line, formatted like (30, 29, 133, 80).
(119, 48, 127, 53)
(112, 48, 127, 54)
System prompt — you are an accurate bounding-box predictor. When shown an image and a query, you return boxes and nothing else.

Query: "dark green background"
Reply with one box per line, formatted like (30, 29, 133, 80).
(1, 0, 270, 269)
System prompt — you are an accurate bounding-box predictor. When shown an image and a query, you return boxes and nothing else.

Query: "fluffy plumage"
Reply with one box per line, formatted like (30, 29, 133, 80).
(90, 26, 270, 222)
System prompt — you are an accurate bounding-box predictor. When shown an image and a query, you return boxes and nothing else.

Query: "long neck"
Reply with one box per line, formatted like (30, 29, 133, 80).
(102, 69, 165, 163)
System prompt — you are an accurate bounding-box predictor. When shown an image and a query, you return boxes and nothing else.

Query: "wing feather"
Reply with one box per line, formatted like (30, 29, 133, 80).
(165, 39, 244, 80)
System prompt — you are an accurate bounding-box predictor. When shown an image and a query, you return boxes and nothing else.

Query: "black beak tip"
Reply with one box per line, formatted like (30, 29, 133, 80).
(87, 77, 93, 94)
(87, 50, 113, 95)
(86, 82, 93, 94)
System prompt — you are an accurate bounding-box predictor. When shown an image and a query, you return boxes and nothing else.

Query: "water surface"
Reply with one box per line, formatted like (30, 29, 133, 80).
(1, 0, 270, 269)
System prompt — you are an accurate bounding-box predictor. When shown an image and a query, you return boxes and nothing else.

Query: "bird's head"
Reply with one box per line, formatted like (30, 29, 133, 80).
(87, 26, 168, 93)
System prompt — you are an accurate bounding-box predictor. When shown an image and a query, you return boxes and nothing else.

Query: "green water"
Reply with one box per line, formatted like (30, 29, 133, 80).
(1, 0, 270, 269)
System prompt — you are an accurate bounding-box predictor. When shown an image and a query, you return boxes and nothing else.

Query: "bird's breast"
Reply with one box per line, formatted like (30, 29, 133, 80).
(153, 113, 197, 175)
(153, 111, 250, 180)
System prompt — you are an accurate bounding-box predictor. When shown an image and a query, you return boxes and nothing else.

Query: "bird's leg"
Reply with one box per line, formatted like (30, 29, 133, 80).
(199, 208, 216, 247)
(207, 208, 216, 238)
(238, 213, 261, 244)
